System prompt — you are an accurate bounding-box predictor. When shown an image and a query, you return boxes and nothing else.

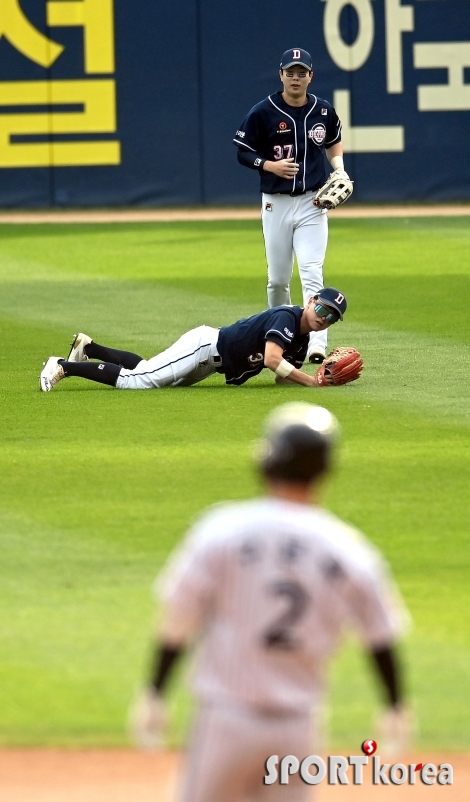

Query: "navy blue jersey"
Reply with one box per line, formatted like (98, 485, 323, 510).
(217, 306, 308, 386)
(234, 92, 341, 195)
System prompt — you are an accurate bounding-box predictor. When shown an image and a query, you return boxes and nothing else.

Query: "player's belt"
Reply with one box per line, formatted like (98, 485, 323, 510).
(213, 354, 224, 374)
(270, 190, 314, 197)
(289, 189, 315, 197)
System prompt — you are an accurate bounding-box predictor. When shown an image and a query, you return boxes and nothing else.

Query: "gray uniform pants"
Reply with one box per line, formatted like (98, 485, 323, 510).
(178, 704, 314, 802)
(115, 326, 221, 389)
(262, 193, 328, 358)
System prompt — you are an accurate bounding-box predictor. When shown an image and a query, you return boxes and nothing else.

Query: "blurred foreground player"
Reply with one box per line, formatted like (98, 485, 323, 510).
(131, 403, 410, 802)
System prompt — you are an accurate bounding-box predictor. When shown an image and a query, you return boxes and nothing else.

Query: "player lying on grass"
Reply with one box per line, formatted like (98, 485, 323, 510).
(130, 402, 411, 802)
(39, 287, 363, 392)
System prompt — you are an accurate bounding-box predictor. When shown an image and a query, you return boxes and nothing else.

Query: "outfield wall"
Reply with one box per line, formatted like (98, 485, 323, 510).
(0, 0, 469, 207)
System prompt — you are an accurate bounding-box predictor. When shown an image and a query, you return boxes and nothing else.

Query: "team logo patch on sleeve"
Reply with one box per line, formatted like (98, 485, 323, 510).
(308, 123, 327, 144)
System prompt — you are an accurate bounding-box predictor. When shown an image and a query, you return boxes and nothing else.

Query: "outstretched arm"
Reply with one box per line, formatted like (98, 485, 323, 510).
(264, 341, 316, 387)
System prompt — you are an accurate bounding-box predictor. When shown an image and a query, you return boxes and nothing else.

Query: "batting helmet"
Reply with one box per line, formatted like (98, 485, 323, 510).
(255, 402, 340, 482)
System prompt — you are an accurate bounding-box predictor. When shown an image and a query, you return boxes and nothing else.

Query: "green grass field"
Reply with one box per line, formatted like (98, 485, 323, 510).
(0, 217, 469, 750)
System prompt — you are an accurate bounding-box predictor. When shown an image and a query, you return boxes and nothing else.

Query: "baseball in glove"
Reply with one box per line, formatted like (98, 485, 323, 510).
(313, 347, 363, 386)
(314, 170, 354, 210)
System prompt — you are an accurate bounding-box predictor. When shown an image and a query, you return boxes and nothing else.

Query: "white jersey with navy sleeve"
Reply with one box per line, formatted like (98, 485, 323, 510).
(157, 497, 407, 714)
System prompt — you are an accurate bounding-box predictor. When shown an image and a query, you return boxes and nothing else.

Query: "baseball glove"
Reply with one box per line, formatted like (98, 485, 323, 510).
(314, 170, 354, 210)
(313, 347, 363, 386)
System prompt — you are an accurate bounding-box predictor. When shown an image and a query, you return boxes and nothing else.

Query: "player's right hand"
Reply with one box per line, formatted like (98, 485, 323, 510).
(376, 704, 415, 758)
(265, 158, 300, 179)
(128, 686, 167, 750)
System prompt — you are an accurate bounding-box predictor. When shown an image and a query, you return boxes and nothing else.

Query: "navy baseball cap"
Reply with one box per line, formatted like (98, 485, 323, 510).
(315, 288, 347, 320)
(280, 48, 313, 71)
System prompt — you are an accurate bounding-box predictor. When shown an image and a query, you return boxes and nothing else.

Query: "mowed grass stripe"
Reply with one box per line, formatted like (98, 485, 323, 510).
(0, 281, 468, 422)
(0, 218, 468, 748)
(331, 322, 469, 422)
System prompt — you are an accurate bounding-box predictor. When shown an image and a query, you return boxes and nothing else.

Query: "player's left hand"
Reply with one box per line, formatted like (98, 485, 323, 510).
(313, 347, 363, 386)
(128, 686, 167, 749)
(376, 704, 415, 757)
(313, 171, 354, 209)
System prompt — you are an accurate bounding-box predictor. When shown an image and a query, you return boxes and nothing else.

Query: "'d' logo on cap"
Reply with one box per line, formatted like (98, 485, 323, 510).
(293, 49, 301, 60)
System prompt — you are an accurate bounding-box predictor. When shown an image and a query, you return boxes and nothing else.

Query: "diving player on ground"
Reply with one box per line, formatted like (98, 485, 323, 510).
(39, 288, 361, 392)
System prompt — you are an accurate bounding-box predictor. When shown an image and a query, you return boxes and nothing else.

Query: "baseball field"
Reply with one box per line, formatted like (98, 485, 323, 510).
(0, 215, 469, 788)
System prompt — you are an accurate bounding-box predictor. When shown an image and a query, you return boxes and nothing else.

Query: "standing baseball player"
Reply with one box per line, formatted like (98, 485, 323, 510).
(234, 48, 353, 363)
(39, 288, 363, 392)
(130, 402, 410, 802)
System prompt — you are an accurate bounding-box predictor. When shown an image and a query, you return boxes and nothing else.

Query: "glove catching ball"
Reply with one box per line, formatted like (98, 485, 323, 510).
(313, 347, 363, 386)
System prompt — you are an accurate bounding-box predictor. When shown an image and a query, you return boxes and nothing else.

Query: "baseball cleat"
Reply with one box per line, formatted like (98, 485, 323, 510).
(67, 332, 92, 362)
(308, 350, 326, 365)
(39, 357, 65, 392)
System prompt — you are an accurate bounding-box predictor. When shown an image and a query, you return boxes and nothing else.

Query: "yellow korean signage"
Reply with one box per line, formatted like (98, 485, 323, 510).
(0, 0, 120, 167)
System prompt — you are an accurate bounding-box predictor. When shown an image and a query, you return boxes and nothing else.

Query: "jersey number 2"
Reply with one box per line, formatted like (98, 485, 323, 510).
(273, 145, 294, 160)
(263, 580, 309, 650)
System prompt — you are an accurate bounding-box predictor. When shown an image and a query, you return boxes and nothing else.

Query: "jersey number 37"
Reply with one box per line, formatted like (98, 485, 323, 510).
(273, 145, 294, 160)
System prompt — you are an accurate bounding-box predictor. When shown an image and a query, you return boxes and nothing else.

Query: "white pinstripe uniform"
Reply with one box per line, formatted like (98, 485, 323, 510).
(115, 326, 221, 389)
(157, 498, 406, 802)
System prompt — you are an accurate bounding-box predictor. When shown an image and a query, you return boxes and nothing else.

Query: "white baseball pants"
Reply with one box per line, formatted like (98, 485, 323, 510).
(115, 326, 221, 389)
(178, 703, 314, 802)
(262, 193, 328, 357)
